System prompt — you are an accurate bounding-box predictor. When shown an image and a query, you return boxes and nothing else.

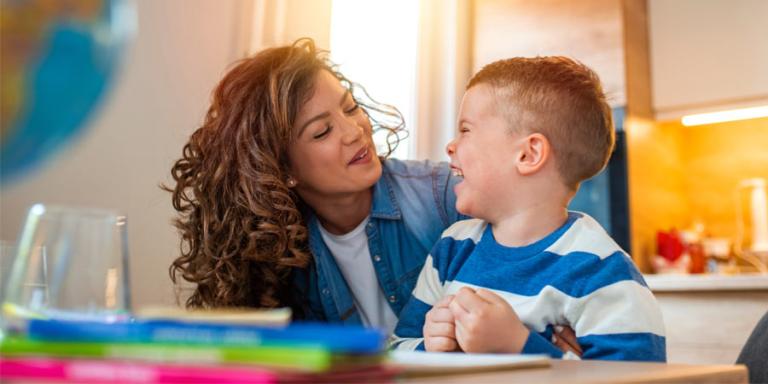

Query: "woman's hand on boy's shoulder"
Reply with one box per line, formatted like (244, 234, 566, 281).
(449, 287, 529, 353)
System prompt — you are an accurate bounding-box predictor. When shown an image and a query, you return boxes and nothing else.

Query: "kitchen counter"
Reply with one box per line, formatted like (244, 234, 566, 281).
(644, 273, 768, 292)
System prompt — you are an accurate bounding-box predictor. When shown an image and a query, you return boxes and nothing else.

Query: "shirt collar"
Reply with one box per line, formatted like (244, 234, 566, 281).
(370, 171, 401, 220)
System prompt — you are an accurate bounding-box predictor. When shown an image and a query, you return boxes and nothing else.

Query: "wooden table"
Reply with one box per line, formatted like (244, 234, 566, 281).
(403, 360, 748, 384)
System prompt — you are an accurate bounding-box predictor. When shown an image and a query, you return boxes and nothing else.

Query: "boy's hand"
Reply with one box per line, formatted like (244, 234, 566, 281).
(423, 295, 461, 352)
(449, 287, 529, 353)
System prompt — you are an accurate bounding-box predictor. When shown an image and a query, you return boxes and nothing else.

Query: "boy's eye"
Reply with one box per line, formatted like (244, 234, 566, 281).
(459, 126, 470, 134)
(313, 124, 332, 139)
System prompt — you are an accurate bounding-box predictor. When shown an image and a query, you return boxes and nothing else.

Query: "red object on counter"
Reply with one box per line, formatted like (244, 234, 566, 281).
(657, 230, 684, 262)
(687, 242, 706, 274)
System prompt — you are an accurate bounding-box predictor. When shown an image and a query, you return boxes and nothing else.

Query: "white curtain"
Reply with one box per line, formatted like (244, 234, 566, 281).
(414, 0, 473, 161)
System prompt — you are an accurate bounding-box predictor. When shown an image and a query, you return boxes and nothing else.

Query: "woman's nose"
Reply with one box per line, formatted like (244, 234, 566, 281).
(341, 117, 364, 145)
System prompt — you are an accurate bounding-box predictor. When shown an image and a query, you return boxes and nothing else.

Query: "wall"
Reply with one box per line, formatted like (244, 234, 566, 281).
(627, 117, 768, 267)
(415, 0, 473, 161)
(677, 117, 768, 240)
(0, 0, 250, 309)
(626, 117, 690, 270)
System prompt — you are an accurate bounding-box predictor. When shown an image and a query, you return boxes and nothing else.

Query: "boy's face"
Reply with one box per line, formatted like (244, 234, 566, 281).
(446, 84, 522, 219)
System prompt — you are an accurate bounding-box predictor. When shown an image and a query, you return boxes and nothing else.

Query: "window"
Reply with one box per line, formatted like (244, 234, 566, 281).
(330, 0, 419, 159)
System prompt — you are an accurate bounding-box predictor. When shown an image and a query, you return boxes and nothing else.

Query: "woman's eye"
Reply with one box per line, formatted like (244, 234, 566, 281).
(344, 104, 359, 114)
(313, 124, 332, 139)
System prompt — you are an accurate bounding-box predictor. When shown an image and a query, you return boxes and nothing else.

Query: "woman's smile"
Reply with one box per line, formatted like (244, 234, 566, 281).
(348, 146, 372, 166)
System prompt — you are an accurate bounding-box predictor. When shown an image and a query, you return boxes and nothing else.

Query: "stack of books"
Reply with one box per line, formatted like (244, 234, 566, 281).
(0, 312, 396, 383)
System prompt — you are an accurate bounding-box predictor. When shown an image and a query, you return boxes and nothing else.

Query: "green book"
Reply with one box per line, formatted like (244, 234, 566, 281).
(0, 336, 378, 373)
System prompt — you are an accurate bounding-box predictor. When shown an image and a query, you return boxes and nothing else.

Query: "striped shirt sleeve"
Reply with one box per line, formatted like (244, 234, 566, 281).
(544, 214, 667, 361)
(567, 277, 667, 361)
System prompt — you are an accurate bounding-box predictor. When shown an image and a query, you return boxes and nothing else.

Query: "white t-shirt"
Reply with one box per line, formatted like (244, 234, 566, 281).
(318, 216, 398, 334)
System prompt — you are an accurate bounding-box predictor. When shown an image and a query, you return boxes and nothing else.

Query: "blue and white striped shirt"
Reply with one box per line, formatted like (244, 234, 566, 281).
(392, 212, 666, 361)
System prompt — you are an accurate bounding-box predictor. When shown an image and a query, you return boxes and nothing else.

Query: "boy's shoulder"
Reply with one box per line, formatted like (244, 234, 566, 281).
(429, 219, 487, 283)
(548, 212, 647, 291)
(549, 212, 628, 260)
(441, 218, 488, 242)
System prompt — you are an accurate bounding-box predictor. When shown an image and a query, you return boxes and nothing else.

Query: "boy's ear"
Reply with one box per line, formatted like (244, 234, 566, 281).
(516, 133, 550, 176)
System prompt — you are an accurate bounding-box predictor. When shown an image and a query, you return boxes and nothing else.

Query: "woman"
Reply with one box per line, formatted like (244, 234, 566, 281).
(166, 38, 581, 354)
(736, 310, 768, 383)
(166, 38, 460, 335)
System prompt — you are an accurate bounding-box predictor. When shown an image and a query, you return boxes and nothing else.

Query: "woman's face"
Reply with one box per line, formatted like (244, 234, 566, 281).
(288, 70, 382, 202)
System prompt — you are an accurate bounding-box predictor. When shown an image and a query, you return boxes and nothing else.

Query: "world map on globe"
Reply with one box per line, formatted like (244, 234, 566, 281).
(1, 0, 134, 185)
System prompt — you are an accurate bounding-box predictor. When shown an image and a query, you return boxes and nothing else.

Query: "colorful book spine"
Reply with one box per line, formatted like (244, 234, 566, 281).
(0, 336, 335, 372)
(0, 357, 399, 384)
(0, 357, 279, 384)
(26, 318, 384, 354)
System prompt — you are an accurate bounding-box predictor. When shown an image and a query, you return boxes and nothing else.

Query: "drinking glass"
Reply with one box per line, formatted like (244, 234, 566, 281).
(2, 204, 131, 324)
(0, 241, 19, 303)
(0, 240, 26, 338)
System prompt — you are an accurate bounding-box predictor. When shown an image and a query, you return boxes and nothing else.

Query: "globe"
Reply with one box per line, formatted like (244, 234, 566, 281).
(0, 0, 135, 185)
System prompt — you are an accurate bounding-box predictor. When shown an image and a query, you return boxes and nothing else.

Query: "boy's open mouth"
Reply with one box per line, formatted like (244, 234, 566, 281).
(450, 165, 464, 177)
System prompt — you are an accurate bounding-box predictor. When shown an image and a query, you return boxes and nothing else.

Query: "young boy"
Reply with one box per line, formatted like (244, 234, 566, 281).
(391, 57, 666, 361)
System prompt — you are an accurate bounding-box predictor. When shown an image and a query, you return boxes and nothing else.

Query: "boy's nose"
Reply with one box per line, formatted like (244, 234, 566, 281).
(445, 139, 456, 157)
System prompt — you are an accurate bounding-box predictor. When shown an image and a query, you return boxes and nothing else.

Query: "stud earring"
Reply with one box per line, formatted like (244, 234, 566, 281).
(286, 178, 297, 188)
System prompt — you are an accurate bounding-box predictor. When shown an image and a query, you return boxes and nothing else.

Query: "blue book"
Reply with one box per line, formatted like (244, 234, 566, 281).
(25, 319, 385, 354)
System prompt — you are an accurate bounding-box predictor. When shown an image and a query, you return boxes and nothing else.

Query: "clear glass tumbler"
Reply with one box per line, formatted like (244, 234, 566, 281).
(2, 204, 131, 324)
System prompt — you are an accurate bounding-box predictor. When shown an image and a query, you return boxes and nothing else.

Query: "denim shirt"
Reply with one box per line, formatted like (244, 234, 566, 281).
(292, 158, 463, 325)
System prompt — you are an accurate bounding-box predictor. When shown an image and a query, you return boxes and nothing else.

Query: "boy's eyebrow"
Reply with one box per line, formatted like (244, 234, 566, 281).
(297, 90, 351, 138)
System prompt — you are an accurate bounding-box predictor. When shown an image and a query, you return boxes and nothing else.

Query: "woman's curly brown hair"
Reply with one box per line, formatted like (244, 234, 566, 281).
(165, 38, 404, 310)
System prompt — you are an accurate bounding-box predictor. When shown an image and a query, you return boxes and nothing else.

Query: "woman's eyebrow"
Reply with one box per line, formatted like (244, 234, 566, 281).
(298, 112, 330, 137)
(297, 91, 351, 138)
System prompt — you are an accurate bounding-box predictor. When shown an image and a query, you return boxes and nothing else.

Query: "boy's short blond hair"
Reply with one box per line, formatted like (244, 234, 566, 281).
(468, 56, 615, 189)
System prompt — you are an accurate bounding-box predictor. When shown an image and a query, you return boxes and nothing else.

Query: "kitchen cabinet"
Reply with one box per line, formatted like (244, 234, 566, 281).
(473, 0, 628, 107)
(648, 0, 768, 120)
(645, 274, 768, 364)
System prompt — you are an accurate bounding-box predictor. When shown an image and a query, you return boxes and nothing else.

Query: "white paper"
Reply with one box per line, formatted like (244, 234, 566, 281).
(388, 350, 550, 373)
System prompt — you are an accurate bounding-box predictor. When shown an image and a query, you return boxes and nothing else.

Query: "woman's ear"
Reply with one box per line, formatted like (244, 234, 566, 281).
(516, 133, 550, 176)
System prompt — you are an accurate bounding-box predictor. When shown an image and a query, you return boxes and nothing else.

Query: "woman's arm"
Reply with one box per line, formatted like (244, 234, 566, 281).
(390, 254, 446, 350)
